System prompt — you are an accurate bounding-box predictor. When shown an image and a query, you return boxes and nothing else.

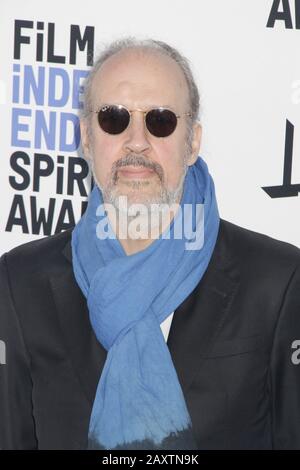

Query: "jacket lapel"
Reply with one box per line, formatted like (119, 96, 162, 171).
(50, 219, 240, 407)
(166, 220, 240, 394)
(49, 261, 107, 406)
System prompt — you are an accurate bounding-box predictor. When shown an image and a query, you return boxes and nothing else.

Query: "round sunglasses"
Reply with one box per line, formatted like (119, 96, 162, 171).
(90, 104, 192, 138)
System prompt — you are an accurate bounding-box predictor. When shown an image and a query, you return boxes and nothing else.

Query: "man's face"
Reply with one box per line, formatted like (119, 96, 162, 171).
(81, 49, 202, 210)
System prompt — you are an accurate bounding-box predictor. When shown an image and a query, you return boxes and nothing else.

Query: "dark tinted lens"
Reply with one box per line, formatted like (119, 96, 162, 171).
(97, 106, 130, 135)
(146, 109, 177, 137)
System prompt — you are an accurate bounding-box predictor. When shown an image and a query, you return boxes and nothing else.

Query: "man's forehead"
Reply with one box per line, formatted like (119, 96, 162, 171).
(95, 82, 180, 109)
(92, 50, 188, 108)
(96, 48, 183, 78)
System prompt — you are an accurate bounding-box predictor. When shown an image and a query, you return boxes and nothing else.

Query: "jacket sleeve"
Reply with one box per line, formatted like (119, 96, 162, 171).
(0, 253, 38, 449)
(270, 263, 300, 449)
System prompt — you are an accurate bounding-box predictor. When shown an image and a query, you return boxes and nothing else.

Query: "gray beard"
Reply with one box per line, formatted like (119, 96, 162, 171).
(90, 154, 189, 214)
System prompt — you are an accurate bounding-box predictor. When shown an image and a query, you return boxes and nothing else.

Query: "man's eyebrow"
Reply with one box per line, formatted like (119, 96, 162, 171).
(148, 104, 177, 111)
(97, 102, 177, 110)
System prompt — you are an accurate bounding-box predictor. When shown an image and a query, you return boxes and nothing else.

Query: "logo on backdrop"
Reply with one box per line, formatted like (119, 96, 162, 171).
(265, 3, 300, 198)
(262, 119, 300, 198)
(5, 20, 95, 236)
(267, 0, 300, 29)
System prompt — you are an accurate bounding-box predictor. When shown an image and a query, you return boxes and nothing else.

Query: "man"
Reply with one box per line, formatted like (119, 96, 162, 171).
(0, 37, 300, 450)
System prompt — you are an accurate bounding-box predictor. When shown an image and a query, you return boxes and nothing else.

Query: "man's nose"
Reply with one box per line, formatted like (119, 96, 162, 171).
(123, 111, 151, 154)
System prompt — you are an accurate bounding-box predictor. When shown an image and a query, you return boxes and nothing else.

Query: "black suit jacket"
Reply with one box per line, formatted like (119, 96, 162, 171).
(1, 218, 300, 450)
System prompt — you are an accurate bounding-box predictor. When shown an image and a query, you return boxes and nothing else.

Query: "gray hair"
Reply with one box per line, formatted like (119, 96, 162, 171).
(80, 37, 200, 124)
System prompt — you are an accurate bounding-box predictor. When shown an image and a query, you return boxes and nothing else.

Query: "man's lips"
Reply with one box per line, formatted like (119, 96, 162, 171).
(117, 166, 156, 179)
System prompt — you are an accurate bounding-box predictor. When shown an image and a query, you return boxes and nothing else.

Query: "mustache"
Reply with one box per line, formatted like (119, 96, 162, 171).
(111, 154, 164, 183)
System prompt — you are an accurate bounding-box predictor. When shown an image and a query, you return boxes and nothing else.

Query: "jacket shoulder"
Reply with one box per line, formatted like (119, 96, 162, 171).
(1, 228, 73, 277)
(219, 218, 300, 273)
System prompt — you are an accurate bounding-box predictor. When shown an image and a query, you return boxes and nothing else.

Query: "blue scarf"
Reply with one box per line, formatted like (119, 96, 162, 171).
(71, 155, 220, 450)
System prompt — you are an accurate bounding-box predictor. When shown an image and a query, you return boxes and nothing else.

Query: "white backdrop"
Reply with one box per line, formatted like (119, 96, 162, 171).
(1, 0, 300, 255)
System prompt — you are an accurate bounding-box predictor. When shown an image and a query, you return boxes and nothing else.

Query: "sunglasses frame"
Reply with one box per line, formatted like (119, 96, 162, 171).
(90, 104, 192, 137)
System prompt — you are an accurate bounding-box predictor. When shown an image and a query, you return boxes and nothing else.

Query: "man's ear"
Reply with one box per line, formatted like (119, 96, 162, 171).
(80, 119, 92, 162)
(186, 122, 202, 166)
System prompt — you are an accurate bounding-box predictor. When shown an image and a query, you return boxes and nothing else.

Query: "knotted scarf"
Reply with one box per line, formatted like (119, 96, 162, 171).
(71, 155, 220, 449)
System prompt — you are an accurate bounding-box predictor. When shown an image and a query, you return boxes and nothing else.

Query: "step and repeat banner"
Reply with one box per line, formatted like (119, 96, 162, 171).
(0, 0, 299, 255)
